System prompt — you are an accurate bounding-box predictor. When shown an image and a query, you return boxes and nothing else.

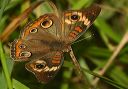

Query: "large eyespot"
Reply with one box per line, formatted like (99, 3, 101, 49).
(35, 60, 46, 69)
(20, 51, 31, 57)
(41, 19, 53, 28)
(70, 14, 80, 21)
(30, 28, 38, 33)
(65, 12, 82, 24)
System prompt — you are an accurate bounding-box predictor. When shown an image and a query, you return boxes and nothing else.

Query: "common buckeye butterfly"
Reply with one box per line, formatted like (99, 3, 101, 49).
(11, 2, 101, 83)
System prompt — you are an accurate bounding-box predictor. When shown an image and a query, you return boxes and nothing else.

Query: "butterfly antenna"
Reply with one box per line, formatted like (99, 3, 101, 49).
(72, 34, 94, 44)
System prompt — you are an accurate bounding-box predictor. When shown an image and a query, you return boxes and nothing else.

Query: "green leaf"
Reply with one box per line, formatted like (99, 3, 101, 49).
(5, 0, 23, 11)
(0, 15, 8, 33)
(0, 71, 7, 89)
(79, 58, 93, 82)
(82, 67, 127, 89)
(0, 0, 10, 21)
(0, 42, 13, 89)
(60, 68, 73, 89)
(72, 0, 94, 9)
(95, 18, 121, 43)
(109, 66, 128, 88)
(86, 46, 111, 58)
(12, 79, 30, 89)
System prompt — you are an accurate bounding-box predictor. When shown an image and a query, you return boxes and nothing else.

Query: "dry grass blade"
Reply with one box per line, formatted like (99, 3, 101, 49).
(92, 31, 128, 88)
(0, 0, 44, 42)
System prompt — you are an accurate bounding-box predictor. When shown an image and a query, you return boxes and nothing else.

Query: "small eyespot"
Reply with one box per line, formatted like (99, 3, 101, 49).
(20, 51, 31, 57)
(19, 44, 26, 49)
(70, 14, 80, 21)
(30, 28, 38, 33)
(41, 19, 53, 28)
(35, 63, 46, 69)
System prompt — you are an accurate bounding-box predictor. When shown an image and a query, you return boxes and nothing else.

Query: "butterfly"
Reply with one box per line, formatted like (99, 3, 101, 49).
(11, 2, 101, 83)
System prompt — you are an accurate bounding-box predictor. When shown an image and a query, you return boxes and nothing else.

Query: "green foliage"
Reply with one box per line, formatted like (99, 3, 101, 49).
(0, 0, 128, 89)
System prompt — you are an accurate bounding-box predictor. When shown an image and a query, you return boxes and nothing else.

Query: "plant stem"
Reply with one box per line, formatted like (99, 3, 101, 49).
(92, 31, 128, 87)
(0, 42, 13, 89)
(0, 0, 44, 42)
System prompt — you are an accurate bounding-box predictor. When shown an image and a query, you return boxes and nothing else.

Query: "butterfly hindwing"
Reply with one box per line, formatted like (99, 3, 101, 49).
(25, 51, 63, 83)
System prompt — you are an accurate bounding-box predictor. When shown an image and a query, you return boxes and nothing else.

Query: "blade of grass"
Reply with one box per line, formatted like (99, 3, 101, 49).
(0, 0, 12, 89)
(12, 79, 30, 89)
(0, 15, 8, 33)
(0, 0, 44, 42)
(92, 31, 128, 87)
(95, 18, 121, 43)
(0, 71, 8, 89)
(5, 0, 23, 11)
(86, 46, 111, 58)
(72, 0, 93, 9)
(99, 29, 114, 50)
(60, 68, 73, 89)
(64, 60, 127, 88)
(79, 58, 93, 82)
(82, 67, 127, 89)
(109, 66, 128, 88)
(0, 42, 13, 89)
(0, 0, 10, 21)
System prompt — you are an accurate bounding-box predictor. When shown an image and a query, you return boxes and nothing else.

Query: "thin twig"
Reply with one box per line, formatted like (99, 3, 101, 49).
(92, 31, 128, 87)
(0, 0, 44, 42)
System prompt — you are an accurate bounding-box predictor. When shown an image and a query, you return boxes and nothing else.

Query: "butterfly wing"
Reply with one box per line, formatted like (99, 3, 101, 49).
(11, 14, 64, 61)
(62, 4, 101, 43)
(21, 14, 62, 40)
(25, 51, 63, 83)
(11, 39, 53, 61)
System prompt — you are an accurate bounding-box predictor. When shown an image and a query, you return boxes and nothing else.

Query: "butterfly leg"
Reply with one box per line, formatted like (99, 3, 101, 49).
(68, 46, 82, 74)
(68, 46, 93, 88)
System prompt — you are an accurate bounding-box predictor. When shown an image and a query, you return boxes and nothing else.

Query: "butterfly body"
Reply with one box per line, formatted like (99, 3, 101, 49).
(11, 4, 101, 83)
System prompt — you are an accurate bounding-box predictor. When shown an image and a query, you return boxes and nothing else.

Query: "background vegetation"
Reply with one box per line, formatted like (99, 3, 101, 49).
(0, 0, 128, 89)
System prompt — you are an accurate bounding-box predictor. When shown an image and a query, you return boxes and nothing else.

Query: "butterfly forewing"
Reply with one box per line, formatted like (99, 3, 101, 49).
(20, 14, 62, 40)
(11, 14, 63, 61)
(63, 4, 101, 43)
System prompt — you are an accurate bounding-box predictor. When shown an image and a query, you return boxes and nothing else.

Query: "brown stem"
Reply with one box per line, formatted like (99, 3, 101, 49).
(92, 31, 128, 87)
(0, 0, 44, 42)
